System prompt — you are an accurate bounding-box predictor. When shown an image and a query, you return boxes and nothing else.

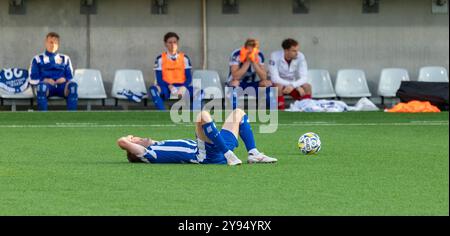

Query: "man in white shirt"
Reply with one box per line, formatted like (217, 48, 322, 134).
(269, 38, 312, 110)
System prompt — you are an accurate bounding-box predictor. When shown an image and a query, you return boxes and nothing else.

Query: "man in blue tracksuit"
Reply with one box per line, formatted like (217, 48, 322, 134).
(29, 32, 78, 111)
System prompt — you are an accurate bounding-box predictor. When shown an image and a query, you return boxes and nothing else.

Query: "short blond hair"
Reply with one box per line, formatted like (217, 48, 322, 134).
(244, 38, 259, 48)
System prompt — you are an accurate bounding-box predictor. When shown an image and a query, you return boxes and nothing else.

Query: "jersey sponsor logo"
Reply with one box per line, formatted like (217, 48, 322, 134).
(55, 55, 62, 64)
(43, 55, 51, 64)
(269, 60, 275, 66)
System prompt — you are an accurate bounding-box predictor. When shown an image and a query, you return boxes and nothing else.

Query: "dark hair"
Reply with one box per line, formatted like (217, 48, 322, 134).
(281, 38, 298, 50)
(46, 32, 60, 40)
(164, 32, 180, 42)
(127, 152, 144, 163)
(244, 38, 259, 48)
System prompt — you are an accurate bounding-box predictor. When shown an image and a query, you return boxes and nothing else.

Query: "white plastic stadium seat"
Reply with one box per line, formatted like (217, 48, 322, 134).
(377, 68, 410, 98)
(73, 69, 107, 110)
(73, 69, 107, 99)
(111, 69, 148, 105)
(418, 66, 449, 82)
(192, 70, 224, 99)
(0, 85, 34, 99)
(0, 85, 34, 111)
(307, 69, 336, 99)
(335, 69, 372, 98)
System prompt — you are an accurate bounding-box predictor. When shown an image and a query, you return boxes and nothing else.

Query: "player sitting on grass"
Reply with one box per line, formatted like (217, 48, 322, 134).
(117, 109, 277, 165)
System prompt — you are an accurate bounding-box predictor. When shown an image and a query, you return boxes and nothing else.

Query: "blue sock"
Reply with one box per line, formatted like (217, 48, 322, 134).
(149, 86, 166, 110)
(36, 83, 48, 111)
(189, 86, 203, 111)
(229, 87, 238, 110)
(265, 87, 277, 110)
(202, 121, 229, 154)
(66, 83, 78, 111)
(239, 114, 256, 151)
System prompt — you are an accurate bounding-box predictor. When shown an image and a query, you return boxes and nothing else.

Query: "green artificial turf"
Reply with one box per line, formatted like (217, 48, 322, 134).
(0, 111, 448, 215)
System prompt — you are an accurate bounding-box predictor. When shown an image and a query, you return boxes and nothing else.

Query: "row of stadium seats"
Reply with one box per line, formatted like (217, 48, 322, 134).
(0, 66, 448, 110)
(310, 66, 448, 103)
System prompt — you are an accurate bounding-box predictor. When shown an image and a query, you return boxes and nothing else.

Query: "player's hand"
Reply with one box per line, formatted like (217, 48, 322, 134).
(259, 79, 272, 87)
(283, 85, 294, 94)
(244, 51, 253, 63)
(169, 85, 178, 95)
(177, 86, 187, 98)
(228, 79, 240, 88)
(43, 78, 56, 86)
(55, 77, 66, 84)
(142, 138, 153, 147)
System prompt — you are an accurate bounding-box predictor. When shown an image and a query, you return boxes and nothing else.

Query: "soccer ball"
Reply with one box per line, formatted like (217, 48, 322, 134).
(298, 132, 321, 155)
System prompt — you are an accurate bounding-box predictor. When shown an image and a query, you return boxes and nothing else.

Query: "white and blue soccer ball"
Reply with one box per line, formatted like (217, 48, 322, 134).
(298, 132, 321, 155)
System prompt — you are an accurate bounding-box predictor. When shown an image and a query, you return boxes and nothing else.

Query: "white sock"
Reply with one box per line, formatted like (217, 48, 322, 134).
(248, 148, 260, 156)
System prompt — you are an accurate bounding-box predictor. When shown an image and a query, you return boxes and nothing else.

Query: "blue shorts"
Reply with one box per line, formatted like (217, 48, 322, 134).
(239, 81, 260, 90)
(227, 80, 260, 90)
(47, 82, 66, 98)
(200, 129, 239, 164)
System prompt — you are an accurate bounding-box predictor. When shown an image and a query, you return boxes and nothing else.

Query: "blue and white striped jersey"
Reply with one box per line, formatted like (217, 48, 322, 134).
(142, 139, 200, 164)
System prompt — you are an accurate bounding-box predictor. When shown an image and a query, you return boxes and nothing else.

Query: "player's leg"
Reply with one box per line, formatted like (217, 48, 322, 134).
(64, 81, 78, 111)
(227, 79, 240, 110)
(290, 82, 312, 101)
(195, 111, 242, 165)
(258, 80, 276, 109)
(274, 83, 286, 110)
(222, 108, 277, 163)
(298, 83, 312, 99)
(149, 84, 166, 110)
(185, 85, 202, 111)
(36, 82, 50, 111)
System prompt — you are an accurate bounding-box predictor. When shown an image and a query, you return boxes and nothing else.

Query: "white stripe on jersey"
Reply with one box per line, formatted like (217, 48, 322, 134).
(163, 139, 197, 147)
(196, 138, 207, 162)
(150, 145, 198, 153)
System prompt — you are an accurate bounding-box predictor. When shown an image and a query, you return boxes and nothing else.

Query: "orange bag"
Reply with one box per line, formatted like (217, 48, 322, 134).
(387, 100, 441, 113)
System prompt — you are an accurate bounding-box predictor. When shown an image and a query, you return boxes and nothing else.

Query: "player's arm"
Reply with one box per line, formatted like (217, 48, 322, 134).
(183, 56, 193, 87)
(62, 56, 74, 83)
(29, 57, 42, 85)
(230, 49, 252, 82)
(268, 53, 290, 86)
(231, 61, 251, 81)
(117, 137, 146, 157)
(252, 53, 267, 81)
(291, 54, 308, 88)
(30, 57, 56, 86)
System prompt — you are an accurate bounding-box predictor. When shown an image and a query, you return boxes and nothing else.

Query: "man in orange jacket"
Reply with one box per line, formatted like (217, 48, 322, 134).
(149, 32, 195, 110)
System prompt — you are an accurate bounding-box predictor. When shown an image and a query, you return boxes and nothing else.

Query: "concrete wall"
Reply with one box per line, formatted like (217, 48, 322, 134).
(0, 0, 448, 97)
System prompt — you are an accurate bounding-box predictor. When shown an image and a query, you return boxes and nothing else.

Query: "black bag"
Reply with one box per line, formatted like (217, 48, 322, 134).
(396, 81, 449, 111)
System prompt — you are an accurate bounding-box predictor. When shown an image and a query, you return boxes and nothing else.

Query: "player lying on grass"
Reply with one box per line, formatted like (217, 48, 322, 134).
(117, 108, 277, 165)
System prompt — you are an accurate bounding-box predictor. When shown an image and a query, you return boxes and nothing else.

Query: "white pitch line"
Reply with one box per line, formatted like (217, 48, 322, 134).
(0, 122, 447, 128)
